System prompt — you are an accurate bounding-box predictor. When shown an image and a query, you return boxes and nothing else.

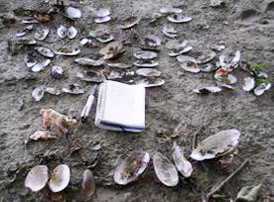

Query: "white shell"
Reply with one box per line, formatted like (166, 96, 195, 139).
(254, 83, 271, 96)
(74, 58, 104, 66)
(163, 24, 178, 35)
(49, 164, 70, 193)
(57, 25, 67, 39)
(34, 47, 54, 58)
(227, 74, 238, 84)
(65, 7, 82, 19)
(31, 59, 51, 72)
(200, 63, 218, 72)
(134, 51, 158, 60)
(99, 42, 124, 60)
(30, 131, 57, 141)
(32, 87, 45, 101)
(167, 14, 192, 23)
(134, 60, 158, 68)
(153, 152, 179, 187)
(107, 63, 132, 69)
(172, 142, 193, 178)
(25, 165, 49, 192)
(114, 152, 150, 185)
(177, 55, 197, 63)
(34, 27, 50, 41)
(54, 48, 81, 56)
(135, 78, 165, 87)
(136, 68, 162, 77)
(160, 7, 182, 14)
(81, 169, 96, 198)
(197, 51, 217, 64)
(68, 26, 77, 39)
(95, 16, 111, 24)
(51, 66, 64, 79)
(62, 84, 85, 94)
(25, 52, 38, 68)
(168, 46, 193, 57)
(119, 17, 140, 29)
(95, 8, 110, 18)
(45, 87, 61, 95)
(180, 62, 200, 73)
(193, 86, 222, 94)
(190, 129, 241, 161)
(96, 34, 115, 43)
(230, 50, 241, 69)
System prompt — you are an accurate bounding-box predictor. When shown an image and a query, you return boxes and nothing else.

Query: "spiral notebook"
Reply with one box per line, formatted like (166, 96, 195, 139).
(95, 80, 146, 132)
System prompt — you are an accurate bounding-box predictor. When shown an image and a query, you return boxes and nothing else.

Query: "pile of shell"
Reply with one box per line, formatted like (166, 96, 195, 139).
(113, 129, 241, 186)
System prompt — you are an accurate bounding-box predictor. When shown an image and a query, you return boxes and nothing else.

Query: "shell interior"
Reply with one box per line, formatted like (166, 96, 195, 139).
(134, 51, 158, 60)
(136, 68, 162, 77)
(34, 27, 50, 41)
(254, 83, 271, 96)
(25, 165, 49, 192)
(65, 7, 82, 19)
(81, 169, 96, 198)
(49, 164, 71, 193)
(32, 87, 45, 101)
(180, 62, 200, 73)
(167, 14, 192, 23)
(135, 78, 165, 87)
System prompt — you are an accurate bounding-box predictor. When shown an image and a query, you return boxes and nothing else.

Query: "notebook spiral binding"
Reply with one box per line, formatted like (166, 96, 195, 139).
(96, 82, 108, 120)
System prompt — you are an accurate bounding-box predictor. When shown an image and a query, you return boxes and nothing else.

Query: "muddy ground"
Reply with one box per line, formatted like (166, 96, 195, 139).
(0, 0, 274, 201)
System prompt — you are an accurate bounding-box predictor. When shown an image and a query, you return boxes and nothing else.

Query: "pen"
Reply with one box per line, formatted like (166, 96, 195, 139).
(81, 85, 97, 123)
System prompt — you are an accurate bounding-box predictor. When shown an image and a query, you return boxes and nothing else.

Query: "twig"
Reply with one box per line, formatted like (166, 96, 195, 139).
(206, 159, 249, 200)
(192, 126, 204, 150)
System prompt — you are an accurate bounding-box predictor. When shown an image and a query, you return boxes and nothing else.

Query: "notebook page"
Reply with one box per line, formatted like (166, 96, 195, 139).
(101, 80, 145, 127)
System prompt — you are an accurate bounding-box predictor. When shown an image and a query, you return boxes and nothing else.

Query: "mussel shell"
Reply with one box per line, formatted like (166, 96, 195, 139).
(135, 78, 165, 87)
(134, 60, 158, 68)
(68, 26, 77, 39)
(32, 87, 45, 101)
(197, 50, 217, 64)
(95, 8, 110, 17)
(190, 129, 241, 161)
(172, 142, 193, 178)
(51, 66, 64, 79)
(180, 62, 200, 73)
(114, 151, 150, 185)
(57, 25, 67, 39)
(95, 16, 111, 24)
(160, 7, 182, 14)
(134, 51, 158, 60)
(119, 16, 140, 29)
(193, 86, 222, 94)
(106, 63, 132, 69)
(54, 48, 81, 56)
(25, 165, 49, 192)
(65, 7, 82, 19)
(49, 164, 70, 193)
(81, 169, 96, 198)
(62, 84, 85, 94)
(74, 57, 104, 66)
(34, 47, 54, 58)
(136, 68, 162, 77)
(153, 152, 179, 187)
(167, 14, 192, 23)
(34, 27, 50, 41)
(254, 83, 271, 96)
(31, 59, 51, 72)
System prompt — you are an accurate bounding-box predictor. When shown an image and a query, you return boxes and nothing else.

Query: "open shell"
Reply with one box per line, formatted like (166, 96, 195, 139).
(67, 26, 77, 39)
(134, 51, 157, 60)
(31, 59, 51, 72)
(190, 129, 241, 161)
(49, 164, 70, 193)
(114, 151, 150, 185)
(57, 25, 67, 39)
(172, 142, 193, 178)
(81, 169, 96, 198)
(95, 16, 111, 24)
(193, 86, 222, 95)
(242, 77, 255, 91)
(167, 14, 192, 23)
(95, 8, 110, 18)
(136, 68, 162, 77)
(180, 62, 200, 73)
(153, 152, 179, 187)
(54, 48, 81, 56)
(34, 47, 54, 58)
(25, 165, 49, 192)
(65, 7, 82, 19)
(74, 57, 104, 67)
(177, 55, 197, 63)
(99, 42, 124, 60)
(197, 50, 216, 64)
(25, 52, 38, 68)
(134, 60, 158, 68)
(32, 87, 45, 101)
(162, 24, 178, 38)
(119, 17, 140, 29)
(34, 27, 49, 41)
(254, 83, 271, 96)
(135, 78, 165, 87)
(30, 131, 57, 141)
(62, 84, 85, 94)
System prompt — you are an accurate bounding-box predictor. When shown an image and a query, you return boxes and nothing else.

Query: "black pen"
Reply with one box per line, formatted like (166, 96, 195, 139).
(81, 85, 97, 123)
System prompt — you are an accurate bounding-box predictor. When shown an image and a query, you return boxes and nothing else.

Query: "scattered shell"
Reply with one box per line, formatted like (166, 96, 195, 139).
(34, 27, 50, 41)
(180, 62, 200, 73)
(45, 87, 62, 95)
(62, 84, 85, 94)
(136, 68, 162, 77)
(167, 14, 192, 23)
(197, 51, 217, 64)
(17, 37, 37, 45)
(193, 86, 222, 94)
(219, 50, 241, 70)
(160, 7, 182, 14)
(25, 165, 49, 192)
(31, 59, 51, 72)
(141, 35, 161, 50)
(200, 63, 218, 72)
(107, 70, 135, 82)
(77, 71, 105, 83)
(34, 47, 54, 58)
(49, 164, 70, 193)
(176, 55, 197, 63)
(30, 131, 57, 141)
(25, 52, 38, 68)
(135, 78, 165, 87)
(81, 169, 96, 198)
(99, 42, 124, 60)
(95, 8, 110, 18)
(32, 87, 45, 101)
(153, 152, 179, 187)
(65, 26, 77, 39)
(210, 0, 225, 7)
(162, 24, 178, 38)
(89, 26, 114, 43)
(16, 25, 33, 37)
(190, 129, 241, 161)
(235, 184, 262, 202)
(96, 34, 114, 43)
(106, 63, 132, 69)
(254, 83, 271, 96)
(80, 38, 95, 47)
(114, 152, 150, 185)
(74, 57, 104, 66)
(57, 25, 67, 39)
(95, 16, 111, 24)
(119, 17, 140, 29)
(242, 77, 255, 92)
(21, 18, 39, 24)
(172, 142, 193, 178)
(256, 71, 268, 79)
(65, 7, 82, 19)
(51, 66, 64, 79)
(134, 60, 158, 68)
(134, 51, 158, 60)
(168, 46, 192, 57)
(215, 69, 237, 84)
(54, 48, 81, 56)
